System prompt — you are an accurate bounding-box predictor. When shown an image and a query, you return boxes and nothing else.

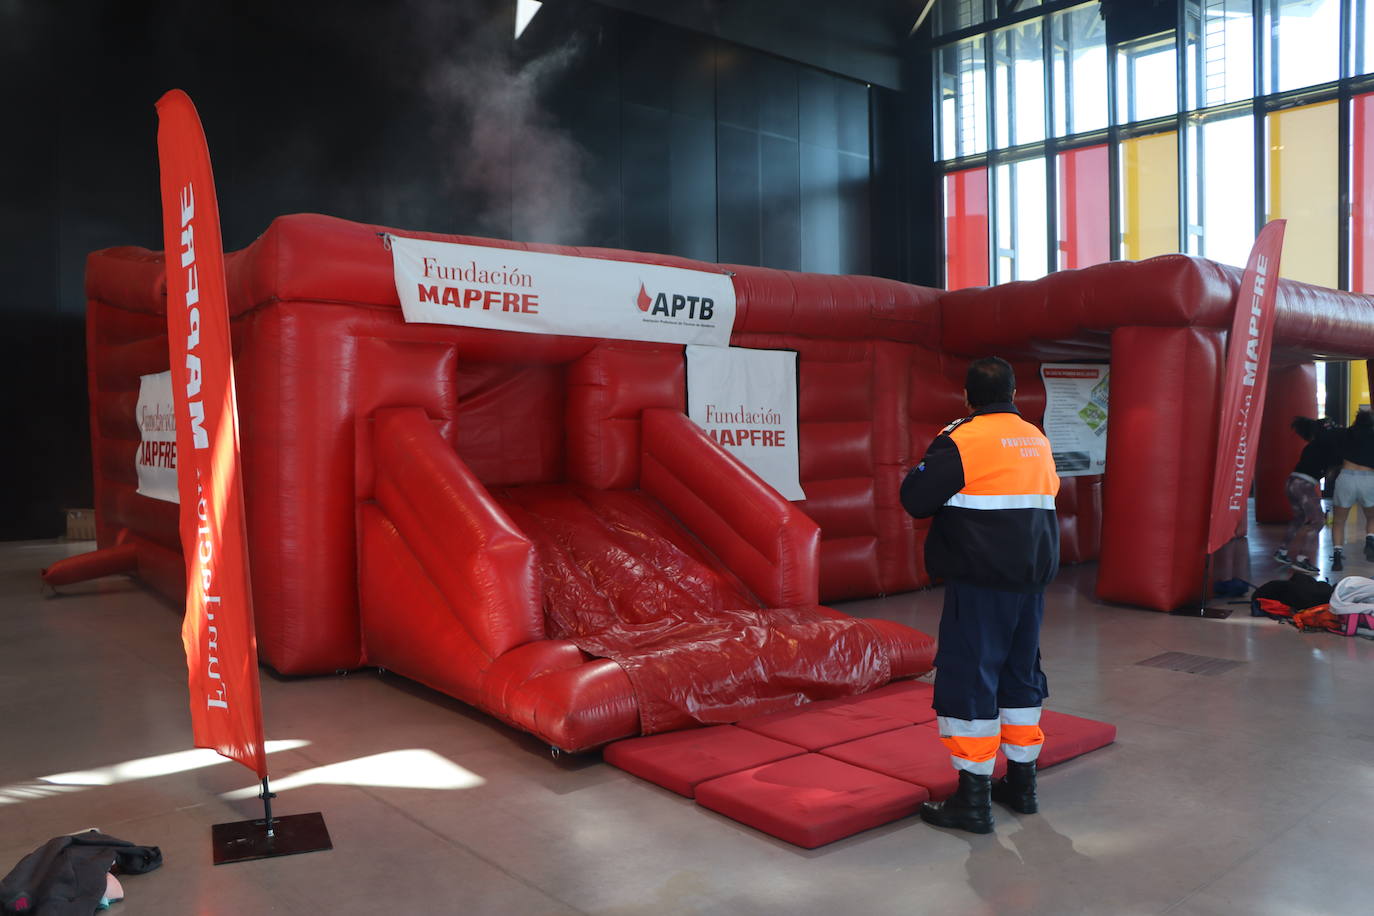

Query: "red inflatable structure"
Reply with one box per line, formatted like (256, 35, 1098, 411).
(48, 213, 1374, 750)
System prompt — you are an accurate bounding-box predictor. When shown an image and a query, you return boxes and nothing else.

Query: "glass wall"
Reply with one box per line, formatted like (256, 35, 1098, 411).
(933, 0, 1374, 295)
(1185, 0, 1253, 109)
(935, 0, 988, 34)
(1267, 101, 1339, 287)
(1355, 0, 1374, 76)
(939, 38, 989, 160)
(1052, 3, 1107, 136)
(1264, 0, 1340, 94)
(994, 19, 1047, 147)
(1117, 34, 1178, 123)
(995, 157, 1049, 282)
(1185, 113, 1254, 269)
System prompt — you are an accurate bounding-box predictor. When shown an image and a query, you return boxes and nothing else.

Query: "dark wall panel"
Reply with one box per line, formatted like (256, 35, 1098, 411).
(801, 144, 844, 274)
(839, 150, 874, 276)
(717, 125, 763, 266)
(669, 115, 719, 262)
(906, 22, 941, 288)
(620, 15, 715, 118)
(622, 103, 673, 255)
(761, 135, 803, 270)
(758, 56, 801, 140)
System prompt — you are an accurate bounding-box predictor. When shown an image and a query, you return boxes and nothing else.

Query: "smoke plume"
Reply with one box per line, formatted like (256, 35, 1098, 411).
(406, 0, 597, 244)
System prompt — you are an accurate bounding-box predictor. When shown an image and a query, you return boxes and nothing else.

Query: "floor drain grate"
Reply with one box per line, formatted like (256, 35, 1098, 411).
(1135, 651, 1246, 676)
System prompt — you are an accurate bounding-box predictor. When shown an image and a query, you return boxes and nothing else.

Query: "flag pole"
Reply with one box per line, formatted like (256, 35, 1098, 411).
(260, 778, 276, 839)
(156, 87, 332, 866)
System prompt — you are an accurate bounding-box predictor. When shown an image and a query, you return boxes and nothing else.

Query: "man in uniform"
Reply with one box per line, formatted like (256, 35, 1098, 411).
(900, 357, 1060, 834)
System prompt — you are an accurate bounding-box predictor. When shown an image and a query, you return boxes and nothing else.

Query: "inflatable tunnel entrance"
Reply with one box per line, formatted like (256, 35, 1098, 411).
(64, 214, 947, 750)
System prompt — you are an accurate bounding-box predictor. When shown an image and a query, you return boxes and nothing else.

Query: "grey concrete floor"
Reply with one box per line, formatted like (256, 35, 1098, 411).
(2, 525, 1372, 916)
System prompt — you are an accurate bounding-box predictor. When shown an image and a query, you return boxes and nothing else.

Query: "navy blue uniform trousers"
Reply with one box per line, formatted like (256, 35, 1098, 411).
(933, 580, 1049, 721)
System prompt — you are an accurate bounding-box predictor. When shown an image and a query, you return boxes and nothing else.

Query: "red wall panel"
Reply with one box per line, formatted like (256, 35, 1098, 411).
(944, 167, 990, 290)
(1057, 144, 1110, 271)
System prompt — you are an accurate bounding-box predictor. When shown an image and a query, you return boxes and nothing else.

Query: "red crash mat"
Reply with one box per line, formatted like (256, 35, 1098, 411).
(734, 699, 911, 751)
(693, 754, 929, 849)
(1034, 710, 1120, 766)
(606, 700, 1116, 847)
(819, 712, 1118, 801)
(822, 725, 1009, 801)
(734, 679, 938, 749)
(826, 679, 939, 724)
(603, 725, 804, 798)
(494, 485, 892, 733)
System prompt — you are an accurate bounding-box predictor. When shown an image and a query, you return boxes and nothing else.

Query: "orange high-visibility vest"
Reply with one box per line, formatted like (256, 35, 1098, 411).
(901, 405, 1061, 592)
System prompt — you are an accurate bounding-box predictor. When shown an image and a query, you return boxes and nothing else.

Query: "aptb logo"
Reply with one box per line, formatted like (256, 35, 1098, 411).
(636, 281, 715, 321)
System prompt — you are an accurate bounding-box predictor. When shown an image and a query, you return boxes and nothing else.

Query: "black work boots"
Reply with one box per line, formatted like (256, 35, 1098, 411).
(990, 760, 1039, 814)
(919, 771, 994, 834)
(919, 762, 1041, 834)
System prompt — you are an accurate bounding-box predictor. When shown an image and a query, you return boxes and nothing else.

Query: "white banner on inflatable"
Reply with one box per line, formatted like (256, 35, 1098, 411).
(390, 235, 736, 347)
(1040, 363, 1109, 477)
(686, 345, 805, 501)
(135, 370, 179, 503)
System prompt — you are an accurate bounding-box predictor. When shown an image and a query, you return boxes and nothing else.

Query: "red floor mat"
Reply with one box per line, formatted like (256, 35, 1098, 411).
(603, 725, 805, 798)
(605, 692, 1116, 848)
(821, 725, 1009, 801)
(693, 754, 929, 849)
(733, 699, 912, 751)
(1035, 710, 1119, 766)
(822, 679, 939, 725)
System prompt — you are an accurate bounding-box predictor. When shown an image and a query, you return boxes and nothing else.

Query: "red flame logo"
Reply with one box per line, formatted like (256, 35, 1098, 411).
(635, 281, 652, 312)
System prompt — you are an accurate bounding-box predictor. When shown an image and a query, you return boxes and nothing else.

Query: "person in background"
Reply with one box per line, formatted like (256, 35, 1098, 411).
(1331, 408, 1374, 571)
(1275, 416, 1340, 575)
(899, 357, 1060, 835)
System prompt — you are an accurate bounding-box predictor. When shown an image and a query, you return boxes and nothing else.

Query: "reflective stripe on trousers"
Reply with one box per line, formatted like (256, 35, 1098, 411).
(1000, 705, 1044, 763)
(937, 715, 1000, 775)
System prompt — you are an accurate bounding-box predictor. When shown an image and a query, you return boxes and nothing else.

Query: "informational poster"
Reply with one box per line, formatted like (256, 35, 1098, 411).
(686, 345, 805, 501)
(135, 370, 179, 503)
(1040, 364, 1109, 477)
(391, 235, 737, 348)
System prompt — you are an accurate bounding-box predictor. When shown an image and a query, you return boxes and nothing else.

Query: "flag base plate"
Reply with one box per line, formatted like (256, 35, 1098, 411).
(1169, 606, 1233, 620)
(212, 811, 332, 865)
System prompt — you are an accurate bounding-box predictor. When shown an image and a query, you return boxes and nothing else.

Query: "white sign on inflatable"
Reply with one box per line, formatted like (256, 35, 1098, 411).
(135, 370, 179, 503)
(1040, 363, 1110, 478)
(390, 236, 736, 348)
(686, 345, 806, 501)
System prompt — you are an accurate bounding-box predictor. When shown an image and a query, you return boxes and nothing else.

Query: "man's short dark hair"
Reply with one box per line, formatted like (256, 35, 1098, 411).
(965, 357, 1015, 408)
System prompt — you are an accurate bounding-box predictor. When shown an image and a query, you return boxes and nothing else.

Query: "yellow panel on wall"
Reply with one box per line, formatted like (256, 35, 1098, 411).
(1268, 101, 1339, 287)
(1352, 363, 1371, 422)
(1121, 131, 1178, 260)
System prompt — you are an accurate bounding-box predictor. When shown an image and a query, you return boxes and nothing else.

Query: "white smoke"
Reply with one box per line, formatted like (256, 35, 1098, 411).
(406, 0, 598, 244)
